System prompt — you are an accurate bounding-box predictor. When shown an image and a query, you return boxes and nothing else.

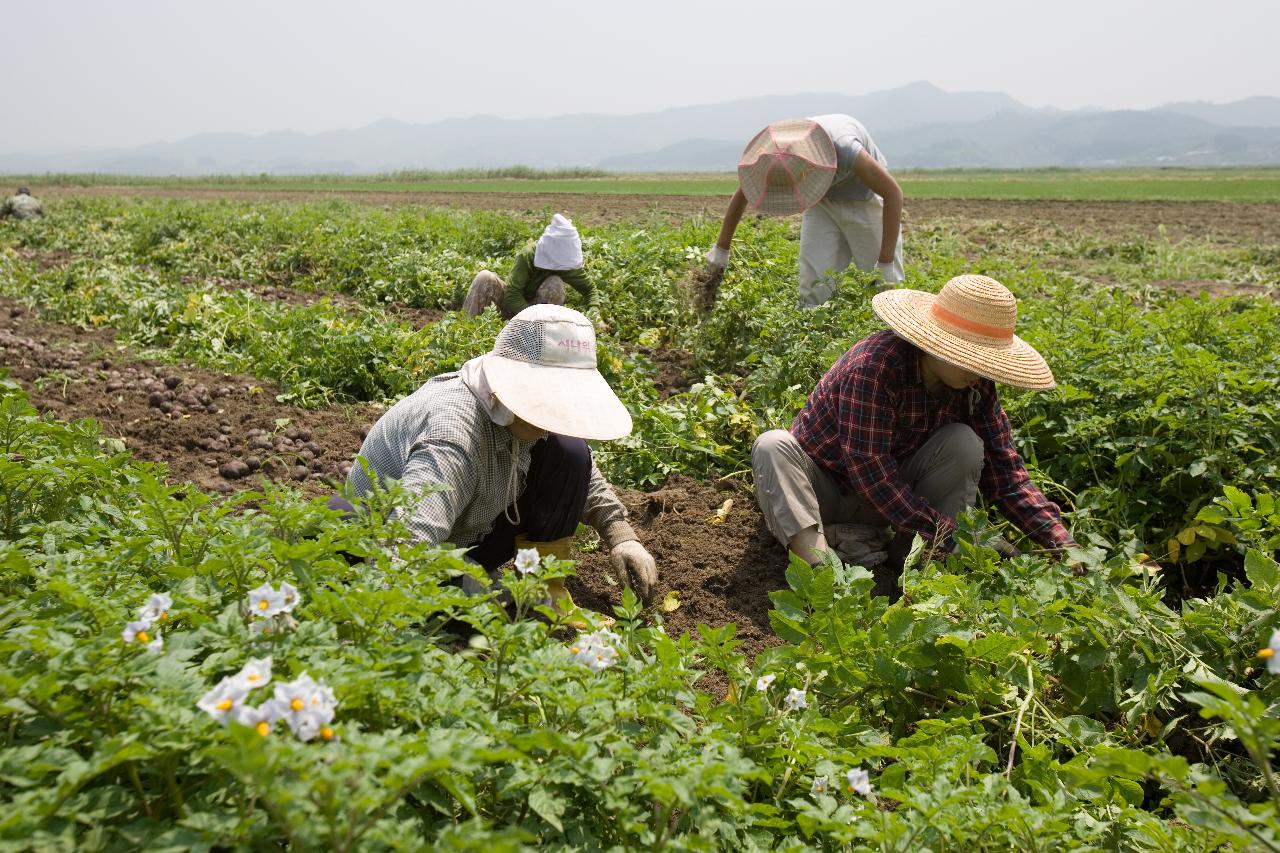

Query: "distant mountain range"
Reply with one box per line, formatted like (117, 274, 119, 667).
(4, 81, 1279, 175)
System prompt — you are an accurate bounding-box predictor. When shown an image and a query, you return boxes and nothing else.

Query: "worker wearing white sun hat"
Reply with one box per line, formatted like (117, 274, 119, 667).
(346, 304, 657, 613)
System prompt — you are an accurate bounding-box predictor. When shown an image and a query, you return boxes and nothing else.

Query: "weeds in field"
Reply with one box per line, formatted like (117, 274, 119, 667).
(2, 387, 1280, 848)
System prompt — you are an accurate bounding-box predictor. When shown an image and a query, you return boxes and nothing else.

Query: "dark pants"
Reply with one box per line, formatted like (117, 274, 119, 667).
(328, 434, 591, 571)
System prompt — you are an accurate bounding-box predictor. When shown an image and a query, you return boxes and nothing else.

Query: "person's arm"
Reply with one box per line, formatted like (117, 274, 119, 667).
(582, 463, 656, 601)
(851, 150, 903, 265)
(971, 387, 1076, 552)
(560, 266, 599, 315)
(705, 188, 749, 273)
(582, 463, 637, 548)
(501, 247, 535, 318)
(836, 368, 954, 546)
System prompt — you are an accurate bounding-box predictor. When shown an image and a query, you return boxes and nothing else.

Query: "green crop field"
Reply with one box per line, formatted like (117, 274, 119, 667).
(10, 166, 1280, 201)
(1, 195, 1279, 849)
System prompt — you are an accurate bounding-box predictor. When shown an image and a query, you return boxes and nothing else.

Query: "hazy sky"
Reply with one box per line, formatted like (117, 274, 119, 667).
(4, 0, 1278, 154)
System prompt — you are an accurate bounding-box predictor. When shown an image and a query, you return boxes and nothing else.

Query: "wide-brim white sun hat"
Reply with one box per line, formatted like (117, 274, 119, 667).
(871, 275, 1056, 390)
(737, 118, 837, 217)
(483, 304, 633, 440)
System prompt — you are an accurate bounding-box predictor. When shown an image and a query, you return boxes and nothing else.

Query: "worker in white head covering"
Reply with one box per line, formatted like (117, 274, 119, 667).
(463, 214, 601, 323)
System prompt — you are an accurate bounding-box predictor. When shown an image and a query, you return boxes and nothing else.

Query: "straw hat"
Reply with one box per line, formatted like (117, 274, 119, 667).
(737, 118, 836, 217)
(482, 304, 632, 440)
(871, 275, 1055, 389)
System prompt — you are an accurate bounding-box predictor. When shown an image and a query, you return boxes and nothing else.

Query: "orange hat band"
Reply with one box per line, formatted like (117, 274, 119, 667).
(930, 303, 1014, 342)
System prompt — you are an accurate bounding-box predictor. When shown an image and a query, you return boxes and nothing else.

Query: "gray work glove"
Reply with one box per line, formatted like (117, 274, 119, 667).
(610, 540, 657, 603)
(705, 245, 730, 272)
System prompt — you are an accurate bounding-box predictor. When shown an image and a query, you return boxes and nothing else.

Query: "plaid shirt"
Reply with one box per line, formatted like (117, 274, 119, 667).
(347, 374, 634, 549)
(792, 330, 1074, 550)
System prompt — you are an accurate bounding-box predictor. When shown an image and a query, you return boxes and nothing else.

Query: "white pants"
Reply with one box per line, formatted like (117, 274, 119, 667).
(798, 197, 904, 307)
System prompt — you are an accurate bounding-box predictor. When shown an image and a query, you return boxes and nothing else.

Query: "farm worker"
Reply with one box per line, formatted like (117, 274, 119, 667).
(751, 275, 1077, 595)
(704, 116, 903, 308)
(0, 187, 44, 220)
(463, 213, 601, 323)
(345, 304, 657, 615)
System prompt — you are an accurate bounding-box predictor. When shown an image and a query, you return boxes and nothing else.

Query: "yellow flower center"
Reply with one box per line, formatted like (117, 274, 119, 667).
(136, 631, 150, 644)
(257, 599, 270, 611)
(256, 721, 270, 737)
(1259, 648, 1275, 659)
(216, 699, 234, 711)
(570, 646, 580, 654)
(248, 674, 261, 682)
(320, 726, 334, 741)
(158, 612, 168, 621)
(290, 698, 304, 711)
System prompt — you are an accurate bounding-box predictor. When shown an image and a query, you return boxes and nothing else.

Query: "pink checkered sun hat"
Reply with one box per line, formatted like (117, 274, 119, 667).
(737, 118, 837, 217)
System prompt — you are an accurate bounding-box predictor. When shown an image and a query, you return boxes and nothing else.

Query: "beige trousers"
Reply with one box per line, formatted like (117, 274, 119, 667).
(751, 424, 984, 548)
(462, 270, 568, 318)
(798, 196, 904, 307)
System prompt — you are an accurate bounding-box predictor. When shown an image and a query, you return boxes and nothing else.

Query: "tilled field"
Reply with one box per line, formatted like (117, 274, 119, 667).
(0, 298, 797, 667)
(33, 184, 1280, 240)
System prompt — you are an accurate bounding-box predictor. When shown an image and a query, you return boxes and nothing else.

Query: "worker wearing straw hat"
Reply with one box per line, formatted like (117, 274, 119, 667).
(752, 275, 1077, 595)
(345, 304, 657, 616)
(704, 115, 904, 308)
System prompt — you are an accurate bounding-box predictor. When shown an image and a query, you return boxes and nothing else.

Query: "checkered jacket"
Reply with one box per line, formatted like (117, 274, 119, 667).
(348, 374, 635, 549)
(791, 331, 1074, 550)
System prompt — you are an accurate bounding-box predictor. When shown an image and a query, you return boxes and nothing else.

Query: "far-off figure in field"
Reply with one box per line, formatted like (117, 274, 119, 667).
(463, 213, 600, 323)
(704, 116, 904, 309)
(0, 188, 44, 220)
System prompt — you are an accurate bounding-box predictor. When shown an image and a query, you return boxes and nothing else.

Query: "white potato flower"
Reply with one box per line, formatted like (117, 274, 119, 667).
(755, 673, 776, 692)
(515, 547, 540, 575)
(232, 657, 273, 692)
(247, 582, 286, 618)
(122, 619, 153, 645)
(846, 767, 873, 796)
(137, 592, 173, 623)
(1258, 629, 1280, 675)
(811, 775, 829, 795)
(272, 673, 337, 740)
(783, 687, 808, 712)
(279, 582, 300, 614)
(198, 677, 250, 725)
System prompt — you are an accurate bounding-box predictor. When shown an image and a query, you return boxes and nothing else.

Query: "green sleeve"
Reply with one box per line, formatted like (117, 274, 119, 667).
(560, 267, 599, 314)
(502, 246, 535, 317)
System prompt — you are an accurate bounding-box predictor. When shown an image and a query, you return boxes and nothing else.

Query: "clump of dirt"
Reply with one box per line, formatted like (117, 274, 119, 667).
(641, 346, 695, 399)
(0, 297, 379, 497)
(689, 267, 724, 314)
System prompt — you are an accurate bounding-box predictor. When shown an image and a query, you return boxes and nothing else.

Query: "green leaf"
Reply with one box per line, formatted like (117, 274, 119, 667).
(527, 787, 564, 833)
(1245, 549, 1280, 588)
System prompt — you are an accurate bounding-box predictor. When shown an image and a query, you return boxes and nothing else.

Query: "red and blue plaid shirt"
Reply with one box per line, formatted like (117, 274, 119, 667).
(791, 330, 1074, 550)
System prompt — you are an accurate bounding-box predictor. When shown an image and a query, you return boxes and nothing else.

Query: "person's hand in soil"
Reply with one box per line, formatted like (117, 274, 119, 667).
(610, 539, 657, 603)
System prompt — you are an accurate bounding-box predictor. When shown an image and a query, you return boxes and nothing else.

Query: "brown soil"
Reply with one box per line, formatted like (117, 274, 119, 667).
(568, 475, 792, 696)
(34, 184, 1280, 240)
(0, 297, 380, 496)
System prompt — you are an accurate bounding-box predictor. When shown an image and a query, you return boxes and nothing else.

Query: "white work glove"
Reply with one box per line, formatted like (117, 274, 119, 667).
(609, 540, 657, 603)
(705, 245, 730, 272)
(874, 260, 904, 286)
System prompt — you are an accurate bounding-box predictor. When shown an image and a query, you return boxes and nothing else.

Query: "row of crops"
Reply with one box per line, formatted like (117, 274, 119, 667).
(2, 197, 1280, 848)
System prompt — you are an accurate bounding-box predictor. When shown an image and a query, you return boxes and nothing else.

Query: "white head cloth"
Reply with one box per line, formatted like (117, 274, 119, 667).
(533, 213, 583, 271)
(458, 355, 515, 426)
